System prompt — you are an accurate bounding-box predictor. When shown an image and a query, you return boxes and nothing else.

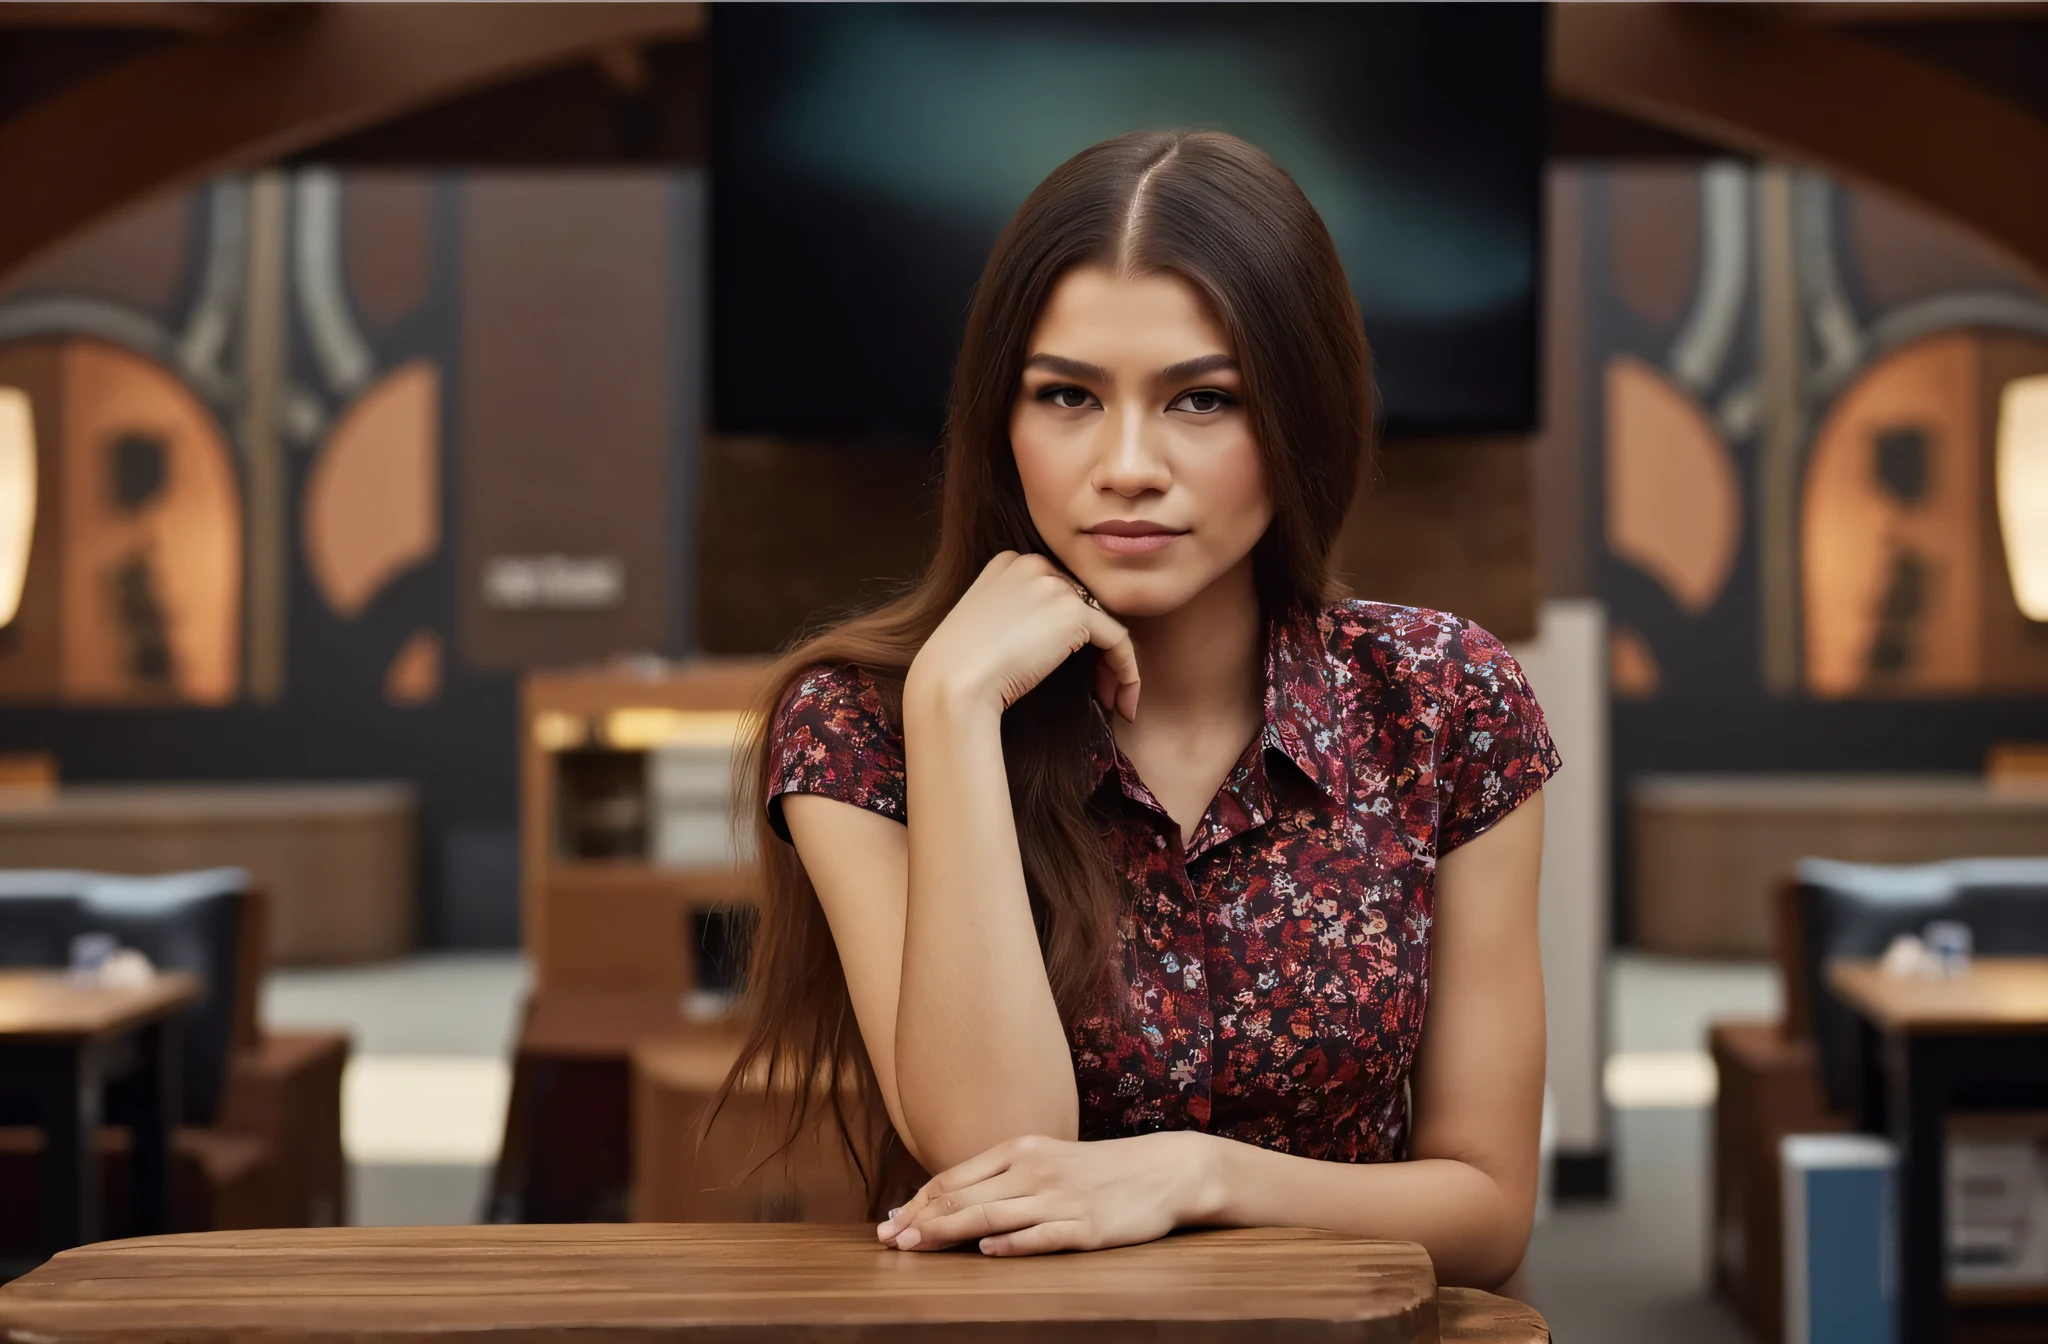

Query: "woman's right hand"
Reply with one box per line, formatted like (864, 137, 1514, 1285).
(907, 552, 1141, 722)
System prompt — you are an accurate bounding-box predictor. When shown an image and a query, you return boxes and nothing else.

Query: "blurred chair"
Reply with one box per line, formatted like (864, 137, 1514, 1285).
(0, 869, 350, 1242)
(631, 1032, 875, 1225)
(1709, 880, 1848, 1344)
(1711, 858, 2048, 1342)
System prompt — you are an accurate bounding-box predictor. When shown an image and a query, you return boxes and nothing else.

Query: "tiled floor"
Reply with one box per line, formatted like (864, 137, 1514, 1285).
(264, 952, 527, 1226)
(266, 950, 1779, 1339)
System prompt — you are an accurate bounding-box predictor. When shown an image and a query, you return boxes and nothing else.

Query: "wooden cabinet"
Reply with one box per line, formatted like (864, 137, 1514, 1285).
(520, 661, 773, 993)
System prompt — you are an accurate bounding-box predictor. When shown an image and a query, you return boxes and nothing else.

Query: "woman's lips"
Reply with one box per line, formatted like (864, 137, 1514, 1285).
(1086, 529, 1184, 556)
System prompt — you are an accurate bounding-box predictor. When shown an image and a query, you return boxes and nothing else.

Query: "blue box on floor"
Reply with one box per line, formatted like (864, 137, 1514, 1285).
(1782, 1134, 1899, 1344)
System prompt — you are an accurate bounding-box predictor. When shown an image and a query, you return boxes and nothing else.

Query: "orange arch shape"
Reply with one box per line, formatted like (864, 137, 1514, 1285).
(1604, 354, 1743, 617)
(59, 338, 243, 704)
(303, 359, 441, 620)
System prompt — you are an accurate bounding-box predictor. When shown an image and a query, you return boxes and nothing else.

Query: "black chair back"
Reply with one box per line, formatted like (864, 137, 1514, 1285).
(0, 868, 252, 1125)
(1797, 858, 2048, 1112)
(0, 871, 92, 968)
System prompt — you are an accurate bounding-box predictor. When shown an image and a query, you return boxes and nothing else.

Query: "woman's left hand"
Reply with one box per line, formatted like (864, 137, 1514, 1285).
(877, 1131, 1221, 1256)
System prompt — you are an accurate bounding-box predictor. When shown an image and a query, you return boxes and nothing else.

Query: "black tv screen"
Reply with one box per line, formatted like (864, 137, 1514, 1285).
(711, 3, 1544, 439)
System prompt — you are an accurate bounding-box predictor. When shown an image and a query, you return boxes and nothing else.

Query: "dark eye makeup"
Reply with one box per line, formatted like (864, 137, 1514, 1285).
(1036, 384, 1098, 410)
(1030, 383, 1238, 414)
(1169, 388, 1238, 414)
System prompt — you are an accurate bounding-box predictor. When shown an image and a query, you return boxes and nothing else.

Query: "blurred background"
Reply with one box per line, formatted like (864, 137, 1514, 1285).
(0, 4, 2045, 1343)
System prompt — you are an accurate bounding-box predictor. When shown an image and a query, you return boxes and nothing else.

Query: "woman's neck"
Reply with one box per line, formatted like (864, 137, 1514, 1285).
(1119, 557, 1263, 728)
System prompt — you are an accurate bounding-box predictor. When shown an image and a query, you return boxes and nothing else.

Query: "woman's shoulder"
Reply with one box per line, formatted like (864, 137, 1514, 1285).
(1316, 600, 1560, 843)
(1313, 598, 1529, 708)
(765, 661, 908, 839)
(773, 661, 904, 750)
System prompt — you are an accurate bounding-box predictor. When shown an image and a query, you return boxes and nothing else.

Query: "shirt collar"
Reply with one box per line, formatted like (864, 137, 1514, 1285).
(1260, 605, 1345, 800)
(1083, 606, 1346, 804)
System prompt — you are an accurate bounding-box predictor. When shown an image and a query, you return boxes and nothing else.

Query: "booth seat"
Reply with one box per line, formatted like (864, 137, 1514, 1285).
(0, 870, 349, 1241)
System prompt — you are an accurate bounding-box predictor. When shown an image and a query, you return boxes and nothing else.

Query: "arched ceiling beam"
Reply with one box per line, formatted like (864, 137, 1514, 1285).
(0, 5, 231, 32)
(0, 1, 705, 282)
(1552, 3, 2048, 284)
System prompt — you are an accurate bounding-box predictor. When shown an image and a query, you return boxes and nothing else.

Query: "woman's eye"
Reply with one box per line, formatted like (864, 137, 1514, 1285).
(1040, 385, 1096, 410)
(1170, 389, 1236, 414)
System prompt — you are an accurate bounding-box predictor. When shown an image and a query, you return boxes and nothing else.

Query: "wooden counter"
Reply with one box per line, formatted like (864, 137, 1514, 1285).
(1629, 773, 2048, 956)
(0, 783, 416, 964)
(0, 1223, 1549, 1342)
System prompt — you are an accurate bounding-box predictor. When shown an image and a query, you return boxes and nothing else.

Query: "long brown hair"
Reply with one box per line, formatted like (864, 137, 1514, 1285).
(717, 129, 1374, 1206)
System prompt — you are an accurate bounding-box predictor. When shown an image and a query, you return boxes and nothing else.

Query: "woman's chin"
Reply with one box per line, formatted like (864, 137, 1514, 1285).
(1090, 575, 1203, 621)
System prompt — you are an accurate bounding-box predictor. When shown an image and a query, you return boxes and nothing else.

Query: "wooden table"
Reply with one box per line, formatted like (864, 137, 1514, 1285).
(0, 1223, 1549, 1342)
(0, 971, 198, 1256)
(1826, 957, 2048, 1344)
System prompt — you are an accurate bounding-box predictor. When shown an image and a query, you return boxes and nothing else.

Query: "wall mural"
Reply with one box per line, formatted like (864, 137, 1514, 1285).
(0, 168, 702, 948)
(0, 187, 249, 706)
(1585, 163, 2048, 703)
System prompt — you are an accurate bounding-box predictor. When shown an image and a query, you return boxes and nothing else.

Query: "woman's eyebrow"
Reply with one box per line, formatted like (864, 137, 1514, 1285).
(1157, 353, 1237, 382)
(1023, 353, 1109, 382)
(1022, 352, 1238, 383)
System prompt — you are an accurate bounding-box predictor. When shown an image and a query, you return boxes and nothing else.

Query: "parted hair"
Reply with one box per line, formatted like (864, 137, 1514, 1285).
(715, 129, 1374, 1208)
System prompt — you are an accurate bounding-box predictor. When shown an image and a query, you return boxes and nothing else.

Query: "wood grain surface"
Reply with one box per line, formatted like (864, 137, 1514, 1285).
(0, 970, 197, 1041)
(1827, 957, 2048, 1034)
(1437, 1287, 1549, 1343)
(0, 1223, 1441, 1343)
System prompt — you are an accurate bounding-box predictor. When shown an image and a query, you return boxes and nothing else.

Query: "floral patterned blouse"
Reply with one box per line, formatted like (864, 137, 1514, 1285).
(765, 600, 1561, 1164)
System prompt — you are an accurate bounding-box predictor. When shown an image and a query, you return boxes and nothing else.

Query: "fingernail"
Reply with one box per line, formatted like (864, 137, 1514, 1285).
(896, 1228, 921, 1250)
(876, 1220, 894, 1241)
(888, 1208, 902, 1221)
(979, 1238, 997, 1255)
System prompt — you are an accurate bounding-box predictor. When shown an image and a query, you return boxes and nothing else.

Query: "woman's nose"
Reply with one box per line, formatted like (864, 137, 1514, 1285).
(1093, 402, 1172, 496)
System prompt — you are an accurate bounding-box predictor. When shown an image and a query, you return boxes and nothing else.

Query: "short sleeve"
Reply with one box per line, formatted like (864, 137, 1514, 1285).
(764, 663, 907, 842)
(1436, 621, 1562, 853)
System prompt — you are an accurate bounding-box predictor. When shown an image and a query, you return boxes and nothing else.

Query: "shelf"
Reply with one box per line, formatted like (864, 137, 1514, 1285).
(1951, 1281, 2048, 1307)
(524, 661, 774, 718)
(524, 659, 775, 992)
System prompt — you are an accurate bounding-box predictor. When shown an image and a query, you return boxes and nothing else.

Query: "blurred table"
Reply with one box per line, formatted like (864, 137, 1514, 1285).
(0, 970, 197, 1255)
(0, 1223, 1549, 1342)
(1828, 957, 2048, 1344)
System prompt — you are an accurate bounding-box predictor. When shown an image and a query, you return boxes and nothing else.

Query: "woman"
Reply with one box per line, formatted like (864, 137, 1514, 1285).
(726, 129, 1558, 1288)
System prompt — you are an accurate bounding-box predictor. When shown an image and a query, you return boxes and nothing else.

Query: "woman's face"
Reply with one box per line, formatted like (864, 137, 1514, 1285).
(1009, 265, 1273, 619)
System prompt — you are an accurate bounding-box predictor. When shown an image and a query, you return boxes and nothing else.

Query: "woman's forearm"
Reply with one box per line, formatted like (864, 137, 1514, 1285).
(895, 676, 1079, 1167)
(1189, 1137, 1534, 1289)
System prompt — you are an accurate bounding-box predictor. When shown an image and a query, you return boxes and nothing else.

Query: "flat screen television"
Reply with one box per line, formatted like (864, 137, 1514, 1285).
(711, 3, 1545, 440)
